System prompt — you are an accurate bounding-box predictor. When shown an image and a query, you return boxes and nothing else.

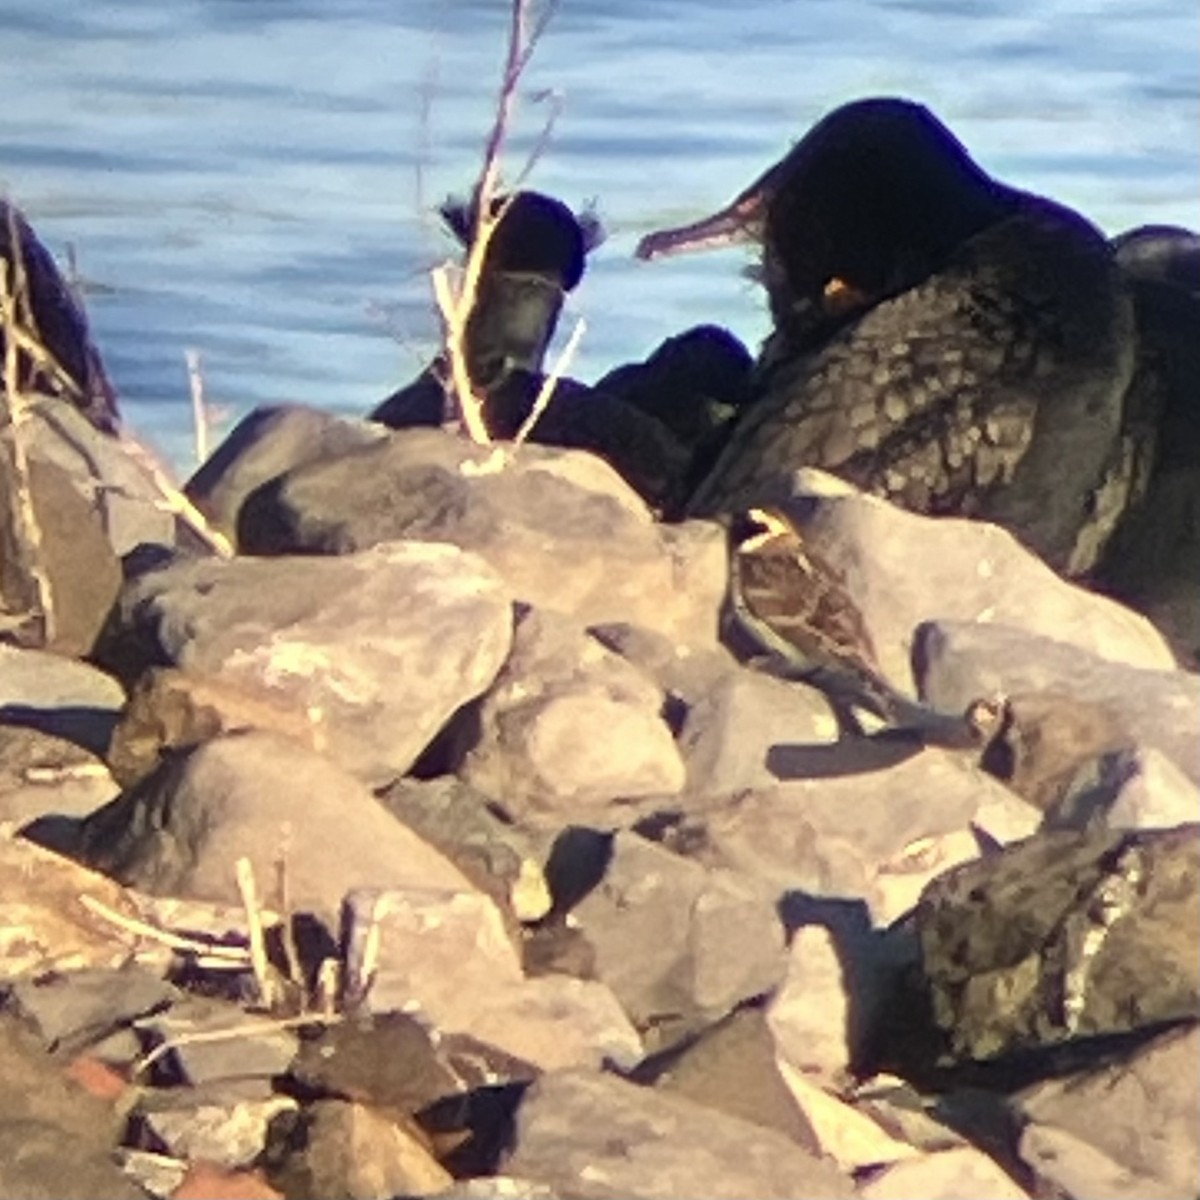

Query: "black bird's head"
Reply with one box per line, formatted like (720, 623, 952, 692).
(637, 98, 1017, 343)
(440, 189, 604, 293)
(440, 189, 604, 389)
(761, 98, 1015, 334)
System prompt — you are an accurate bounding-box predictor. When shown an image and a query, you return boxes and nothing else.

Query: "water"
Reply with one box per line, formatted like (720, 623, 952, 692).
(3, 0, 1197, 473)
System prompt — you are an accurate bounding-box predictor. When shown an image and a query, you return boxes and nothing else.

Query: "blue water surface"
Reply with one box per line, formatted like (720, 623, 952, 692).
(1, 0, 1196, 471)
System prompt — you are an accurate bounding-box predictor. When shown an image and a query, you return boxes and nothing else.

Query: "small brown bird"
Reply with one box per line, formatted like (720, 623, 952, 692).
(727, 505, 1006, 746)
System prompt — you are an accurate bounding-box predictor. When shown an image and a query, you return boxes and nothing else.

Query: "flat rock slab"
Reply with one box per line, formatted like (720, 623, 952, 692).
(95, 540, 515, 785)
(504, 1068, 856, 1199)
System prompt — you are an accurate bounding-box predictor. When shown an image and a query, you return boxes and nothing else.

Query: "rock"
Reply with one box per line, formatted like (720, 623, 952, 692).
(918, 622, 1200, 785)
(288, 1012, 464, 1111)
(0, 454, 123, 656)
(974, 689, 1139, 813)
(94, 541, 515, 785)
(587, 619, 736, 708)
(650, 1004, 813, 1145)
(138, 996, 300, 1087)
(185, 403, 387, 541)
(233, 426, 727, 646)
(1015, 1021, 1200, 1200)
(916, 824, 1200, 1062)
(106, 667, 326, 790)
(757, 482, 1176, 696)
(676, 667, 838, 794)
(118, 1150, 190, 1198)
(0, 643, 125, 756)
(651, 747, 1028, 925)
(265, 1099, 453, 1200)
(564, 831, 786, 1054)
(776, 1071, 922, 1174)
(172, 1161, 284, 1200)
(1017, 1123, 1187, 1200)
(27, 396, 178, 555)
(0, 829, 150, 979)
(215, 405, 389, 515)
(765, 918, 901, 1084)
(138, 1090, 297, 1169)
(1044, 743, 1200, 833)
(858, 1146, 1030, 1199)
(340, 886, 642, 1071)
(1102, 467, 1200, 670)
(376, 777, 552, 924)
(0, 725, 117, 825)
(0, 1016, 142, 1200)
(458, 607, 685, 817)
(503, 1068, 856, 1199)
(426, 1182, 562, 1200)
(452, 974, 643, 1074)
(7, 965, 176, 1055)
(71, 732, 478, 923)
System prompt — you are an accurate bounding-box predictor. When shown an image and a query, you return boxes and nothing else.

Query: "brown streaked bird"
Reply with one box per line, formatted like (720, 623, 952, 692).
(727, 506, 894, 711)
(727, 505, 1008, 747)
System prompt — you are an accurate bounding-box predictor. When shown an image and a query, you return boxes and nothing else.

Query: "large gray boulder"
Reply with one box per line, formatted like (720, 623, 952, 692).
(503, 1068, 856, 1199)
(757, 478, 1176, 695)
(95, 540, 514, 785)
(68, 731, 478, 923)
(915, 824, 1200, 1062)
(233, 426, 727, 646)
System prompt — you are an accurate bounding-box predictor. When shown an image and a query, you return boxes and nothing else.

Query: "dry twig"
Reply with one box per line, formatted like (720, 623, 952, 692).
(432, 0, 562, 442)
(1, 205, 58, 644)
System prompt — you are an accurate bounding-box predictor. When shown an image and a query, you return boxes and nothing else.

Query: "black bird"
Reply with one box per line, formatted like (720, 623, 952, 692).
(0, 199, 118, 433)
(1091, 224, 1200, 665)
(371, 189, 602, 434)
(638, 98, 1137, 575)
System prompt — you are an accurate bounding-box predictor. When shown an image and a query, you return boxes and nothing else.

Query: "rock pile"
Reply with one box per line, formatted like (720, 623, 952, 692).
(0, 392, 1196, 1199)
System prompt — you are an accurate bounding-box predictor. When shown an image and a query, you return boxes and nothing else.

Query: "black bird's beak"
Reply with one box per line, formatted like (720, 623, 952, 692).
(635, 192, 767, 261)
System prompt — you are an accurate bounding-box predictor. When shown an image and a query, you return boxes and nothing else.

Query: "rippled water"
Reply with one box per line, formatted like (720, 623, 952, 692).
(3, 0, 1197, 470)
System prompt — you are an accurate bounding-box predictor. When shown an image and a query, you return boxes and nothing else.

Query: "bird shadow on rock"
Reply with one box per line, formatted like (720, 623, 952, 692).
(766, 730, 926, 780)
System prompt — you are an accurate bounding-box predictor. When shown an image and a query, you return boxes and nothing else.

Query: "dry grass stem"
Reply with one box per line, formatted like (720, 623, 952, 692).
(236, 856, 279, 1009)
(184, 348, 209, 465)
(512, 313, 586, 448)
(509, 87, 566, 192)
(1, 206, 58, 644)
(78, 893, 254, 962)
(133, 1012, 338, 1080)
(433, 0, 560, 442)
(116, 433, 234, 557)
